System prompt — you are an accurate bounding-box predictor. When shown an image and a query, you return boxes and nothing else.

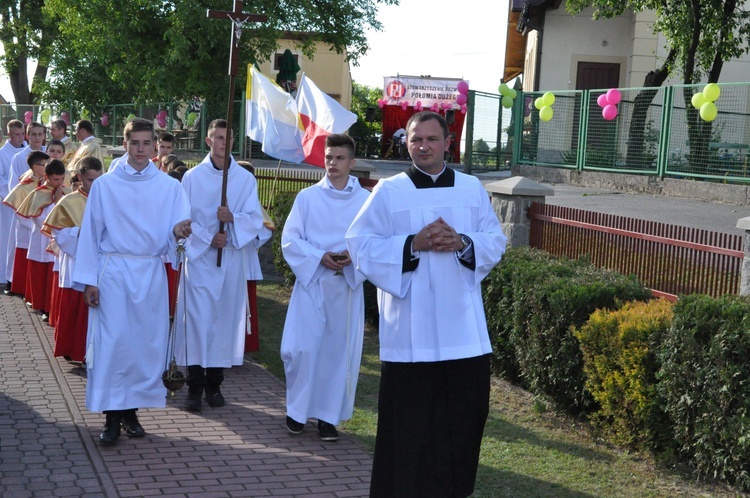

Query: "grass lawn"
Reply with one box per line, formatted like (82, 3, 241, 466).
(250, 281, 745, 498)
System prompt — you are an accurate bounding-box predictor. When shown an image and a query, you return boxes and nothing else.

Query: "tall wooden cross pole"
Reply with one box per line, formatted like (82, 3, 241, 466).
(207, 1, 267, 266)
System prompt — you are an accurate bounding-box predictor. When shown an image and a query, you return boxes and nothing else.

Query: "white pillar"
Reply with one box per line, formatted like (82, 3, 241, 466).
(485, 177, 554, 248)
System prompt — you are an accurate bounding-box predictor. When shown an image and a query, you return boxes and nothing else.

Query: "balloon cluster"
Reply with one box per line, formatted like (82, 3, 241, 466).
(80, 108, 90, 121)
(498, 83, 517, 109)
(399, 101, 409, 111)
(156, 110, 168, 128)
(456, 80, 469, 114)
(377, 99, 387, 109)
(24, 111, 33, 124)
(597, 88, 621, 121)
(100, 112, 110, 127)
(534, 92, 556, 122)
(414, 101, 423, 112)
(186, 112, 198, 127)
(40, 109, 51, 124)
(691, 83, 721, 122)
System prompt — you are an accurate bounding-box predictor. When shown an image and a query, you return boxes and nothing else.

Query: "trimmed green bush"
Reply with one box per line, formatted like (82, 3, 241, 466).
(269, 190, 297, 287)
(575, 299, 674, 449)
(657, 294, 750, 491)
(483, 247, 652, 414)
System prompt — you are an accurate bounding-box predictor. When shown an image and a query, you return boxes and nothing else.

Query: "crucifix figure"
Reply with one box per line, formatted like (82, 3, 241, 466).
(207, 1, 267, 266)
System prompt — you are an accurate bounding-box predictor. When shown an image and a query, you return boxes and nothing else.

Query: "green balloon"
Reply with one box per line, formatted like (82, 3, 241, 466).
(508, 88, 517, 99)
(126, 113, 136, 122)
(539, 105, 554, 122)
(534, 97, 544, 110)
(700, 102, 718, 122)
(187, 112, 198, 127)
(499, 83, 510, 96)
(501, 95, 513, 109)
(40, 109, 51, 124)
(542, 92, 555, 106)
(702, 83, 720, 102)
(691, 92, 707, 109)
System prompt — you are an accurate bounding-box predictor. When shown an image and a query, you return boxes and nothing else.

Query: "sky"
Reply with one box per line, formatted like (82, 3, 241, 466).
(350, 0, 508, 94)
(1, 0, 509, 102)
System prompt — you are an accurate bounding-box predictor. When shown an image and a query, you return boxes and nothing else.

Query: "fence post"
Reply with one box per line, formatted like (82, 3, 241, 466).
(485, 176, 554, 247)
(738, 217, 750, 296)
(464, 90, 475, 175)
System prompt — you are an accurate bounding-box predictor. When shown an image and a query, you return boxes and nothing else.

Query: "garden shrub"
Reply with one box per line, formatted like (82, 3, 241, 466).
(269, 190, 298, 287)
(483, 246, 652, 415)
(575, 299, 674, 449)
(658, 294, 750, 490)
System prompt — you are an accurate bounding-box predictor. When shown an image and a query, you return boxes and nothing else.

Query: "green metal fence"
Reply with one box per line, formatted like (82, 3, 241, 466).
(464, 90, 512, 173)
(513, 82, 750, 183)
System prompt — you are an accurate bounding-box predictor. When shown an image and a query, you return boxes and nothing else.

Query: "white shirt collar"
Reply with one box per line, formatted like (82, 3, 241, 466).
(414, 163, 446, 182)
(325, 175, 355, 192)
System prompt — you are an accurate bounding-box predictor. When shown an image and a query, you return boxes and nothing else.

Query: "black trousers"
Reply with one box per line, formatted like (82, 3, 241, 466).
(369, 354, 491, 498)
(186, 365, 224, 389)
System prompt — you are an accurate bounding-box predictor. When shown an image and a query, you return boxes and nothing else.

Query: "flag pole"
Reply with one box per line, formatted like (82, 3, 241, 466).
(207, 1, 267, 267)
(268, 159, 282, 215)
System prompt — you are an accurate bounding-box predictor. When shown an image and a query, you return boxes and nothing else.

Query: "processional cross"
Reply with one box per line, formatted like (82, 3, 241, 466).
(207, 1, 267, 266)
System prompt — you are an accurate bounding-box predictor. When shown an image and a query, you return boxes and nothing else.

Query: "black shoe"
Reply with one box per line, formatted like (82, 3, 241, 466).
(121, 410, 146, 437)
(42, 313, 49, 322)
(3, 283, 12, 296)
(99, 412, 122, 445)
(184, 387, 202, 412)
(205, 387, 225, 408)
(317, 420, 339, 441)
(286, 416, 305, 435)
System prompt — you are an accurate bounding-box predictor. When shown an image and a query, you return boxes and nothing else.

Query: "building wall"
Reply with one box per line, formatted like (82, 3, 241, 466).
(256, 39, 353, 110)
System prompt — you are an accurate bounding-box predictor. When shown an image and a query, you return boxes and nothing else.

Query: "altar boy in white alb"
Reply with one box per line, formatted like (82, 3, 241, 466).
(175, 119, 264, 412)
(281, 134, 370, 442)
(74, 118, 192, 446)
(346, 112, 507, 497)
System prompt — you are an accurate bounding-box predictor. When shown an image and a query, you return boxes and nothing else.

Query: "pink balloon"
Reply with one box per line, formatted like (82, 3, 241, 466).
(157, 110, 167, 118)
(414, 101, 423, 111)
(377, 100, 385, 109)
(157, 117, 167, 128)
(456, 93, 468, 106)
(24, 111, 33, 124)
(100, 113, 109, 127)
(431, 103, 439, 112)
(456, 81, 469, 94)
(460, 106, 467, 114)
(61, 112, 70, 125)
(400, 102, 408, 110)
(606, 88, 621, 105)
(596, 94, 608, 108)
(602, 104, 618, 120)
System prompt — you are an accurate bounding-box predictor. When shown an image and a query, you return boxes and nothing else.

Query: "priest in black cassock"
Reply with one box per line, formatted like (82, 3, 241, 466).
(347, 111, 507, 497)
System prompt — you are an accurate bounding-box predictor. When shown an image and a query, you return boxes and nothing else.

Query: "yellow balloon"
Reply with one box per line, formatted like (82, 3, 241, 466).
(702, 83, 720, 102)
(691, 92, 707, 109)
(542, 92, 556, 106)
(700, 102, 718, 122)
(40, 109, 51, 124)
(534, 97, 544, 110)
(539, 105, 554, 122)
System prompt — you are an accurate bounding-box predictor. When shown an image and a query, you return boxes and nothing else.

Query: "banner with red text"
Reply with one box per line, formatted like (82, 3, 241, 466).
(381, 76, 467, 108)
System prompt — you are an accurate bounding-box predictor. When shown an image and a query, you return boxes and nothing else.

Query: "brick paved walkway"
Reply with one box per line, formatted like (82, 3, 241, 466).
(0, 293, 372, 497)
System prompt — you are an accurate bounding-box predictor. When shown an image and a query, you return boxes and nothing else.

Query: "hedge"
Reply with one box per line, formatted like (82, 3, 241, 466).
(482, 247, 652, 415)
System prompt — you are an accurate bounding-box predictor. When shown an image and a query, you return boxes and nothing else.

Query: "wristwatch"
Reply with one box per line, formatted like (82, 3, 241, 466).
(459, 234, 470, 251)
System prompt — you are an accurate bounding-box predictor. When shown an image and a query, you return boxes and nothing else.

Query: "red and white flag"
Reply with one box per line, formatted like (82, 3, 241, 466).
(296, 73, 357, 167)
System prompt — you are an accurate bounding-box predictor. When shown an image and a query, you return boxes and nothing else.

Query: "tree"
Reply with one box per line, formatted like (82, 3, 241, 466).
(566, 0, 750, 170)
(0, 1, 57, 104)
(349, 82, 382, 157)
(34, 0, 397, 111)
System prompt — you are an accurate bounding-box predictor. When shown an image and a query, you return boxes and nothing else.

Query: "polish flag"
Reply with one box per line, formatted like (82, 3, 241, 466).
(296, 74, 357, 167)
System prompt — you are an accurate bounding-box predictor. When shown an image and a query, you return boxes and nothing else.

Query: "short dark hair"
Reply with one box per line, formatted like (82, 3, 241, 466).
(208, 118, 227, 138)
(27, 121, 45, 134)
(123, 118, 154, 141)
(167, 170, 182, 182)
(325, 134, 356, 158)
(406, 111, 449, 139)
(77, 156, 103, 176)
(237, 160, 255, 174)
(52, 119, 68, 132)
(27, 150, 50, 169)
(162, 154, 180, 170)
(76, 120, 94, 135)
(158, 132, 175, 143)
(45, 159, 66, 177)
(47, 139, 65, 151)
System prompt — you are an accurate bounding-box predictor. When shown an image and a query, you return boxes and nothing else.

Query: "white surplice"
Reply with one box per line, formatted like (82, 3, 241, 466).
(73, 162, 190, 412)
(174, 155, 263, 368)
(281, 176, 369, 425)
(0, 141, 24, 283)
(346, 170, 507, 363)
